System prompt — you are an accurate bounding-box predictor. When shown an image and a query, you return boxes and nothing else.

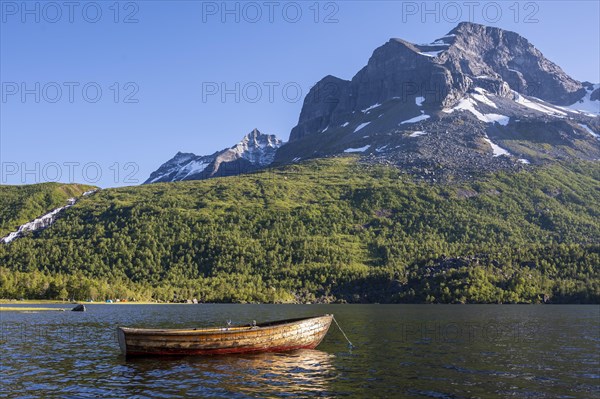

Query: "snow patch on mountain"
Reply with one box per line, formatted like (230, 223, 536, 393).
(444, 98, 510, 125)
(484, 137, 511, 157)
(419, 38, 452, 47)
(564, 84, 599, 116)
(419, 50, 444, 57)
(344, 145, 371, 153)
(176, 160, 211, 180)
(512, 92, 567, 117)
(354, 122, 371, 133)
(400, 112, 430, 124)
(578, 123, 599, 139)
(362, 103, 381, 113)
(472, 88, 498, 108)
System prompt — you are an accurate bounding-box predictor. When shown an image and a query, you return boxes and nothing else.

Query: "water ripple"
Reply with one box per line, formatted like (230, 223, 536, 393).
(1, 304, 598, 399)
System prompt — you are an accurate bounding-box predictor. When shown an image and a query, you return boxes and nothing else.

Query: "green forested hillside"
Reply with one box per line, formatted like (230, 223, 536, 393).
(0, 183, 96, 237)
(0, 158, 598, 303)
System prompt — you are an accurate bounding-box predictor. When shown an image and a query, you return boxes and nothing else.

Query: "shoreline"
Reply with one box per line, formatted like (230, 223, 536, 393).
(2, 300, 599, 306)
(0, 306, 68, 312)
(0, 300, 164, 305)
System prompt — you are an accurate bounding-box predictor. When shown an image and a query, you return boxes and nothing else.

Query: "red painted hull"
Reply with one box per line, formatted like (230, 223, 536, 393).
(118, 314, 333, 357)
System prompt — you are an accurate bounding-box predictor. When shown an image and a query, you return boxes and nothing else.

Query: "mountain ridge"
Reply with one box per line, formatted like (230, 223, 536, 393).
(145, 129, 282, 183)
(288, 21, 591, 143)
(146, 22, 598, 184)
(275, 22, 599, 180)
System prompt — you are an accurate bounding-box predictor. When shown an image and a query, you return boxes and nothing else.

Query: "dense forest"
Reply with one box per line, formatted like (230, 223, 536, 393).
(0, 158, 598, 303)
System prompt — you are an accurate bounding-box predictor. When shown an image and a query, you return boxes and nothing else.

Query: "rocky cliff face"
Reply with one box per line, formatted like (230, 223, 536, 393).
(289, 22, 588, 143)
(145, 129, 282, 183)
(277, 22, 598, 180)
(443, 23, 585, 104)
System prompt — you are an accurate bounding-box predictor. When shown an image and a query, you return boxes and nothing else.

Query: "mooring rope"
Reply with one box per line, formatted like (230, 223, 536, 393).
(332, 315, 354, 349)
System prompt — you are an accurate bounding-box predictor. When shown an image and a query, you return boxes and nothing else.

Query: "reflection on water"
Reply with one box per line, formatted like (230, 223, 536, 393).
(123, 350, 337, 398)
(0, 304, 598, 399)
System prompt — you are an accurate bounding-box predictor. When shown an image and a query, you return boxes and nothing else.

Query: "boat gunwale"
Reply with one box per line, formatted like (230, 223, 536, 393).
(118, 314, 333, 336)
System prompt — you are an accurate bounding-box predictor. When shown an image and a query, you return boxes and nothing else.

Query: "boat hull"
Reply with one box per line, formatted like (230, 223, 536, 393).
(118, 314, 333, 357)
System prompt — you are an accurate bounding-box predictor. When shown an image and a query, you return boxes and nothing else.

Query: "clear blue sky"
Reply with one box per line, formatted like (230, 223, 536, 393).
(1, 0, 599, 187)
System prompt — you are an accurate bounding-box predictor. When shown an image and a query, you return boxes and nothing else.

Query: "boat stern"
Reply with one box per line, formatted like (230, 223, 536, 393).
(117, 327, 127, 355)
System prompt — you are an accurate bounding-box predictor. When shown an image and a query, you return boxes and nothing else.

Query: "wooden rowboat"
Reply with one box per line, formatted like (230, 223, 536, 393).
(117, 314, 333, 357)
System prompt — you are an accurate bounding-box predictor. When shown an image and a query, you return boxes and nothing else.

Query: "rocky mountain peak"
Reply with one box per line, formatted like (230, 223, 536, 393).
(173, 151, 195, 160)
(239, 128, 281, 150)
(288, 22, 591, 143)
(276, 22, 599, 181)
(145, 129, 283, 184)
(450, 21, 504, 35)
(441, 23, 585, 105)
(228, 129, 283, 166)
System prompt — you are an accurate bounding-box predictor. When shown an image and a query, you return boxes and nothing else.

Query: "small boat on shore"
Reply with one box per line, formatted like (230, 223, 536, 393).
(117, 314, 333, 357)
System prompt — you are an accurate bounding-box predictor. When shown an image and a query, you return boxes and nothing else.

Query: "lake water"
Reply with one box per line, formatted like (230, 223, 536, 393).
(0, 304, 598, 398)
